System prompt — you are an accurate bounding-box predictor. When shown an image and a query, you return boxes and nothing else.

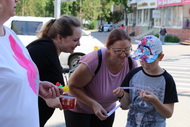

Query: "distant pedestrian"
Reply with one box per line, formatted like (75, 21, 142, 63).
(120, 24, 125, 30)
(159, 25, 167, 44)
(101, 24, 104, 32)
(113, 35, 178, 127)
(184, 19, 190, 29)
(99, 24, 103, 32)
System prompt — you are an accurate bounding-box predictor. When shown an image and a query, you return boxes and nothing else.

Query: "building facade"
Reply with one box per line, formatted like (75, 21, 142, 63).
(127, 0, 190, 41)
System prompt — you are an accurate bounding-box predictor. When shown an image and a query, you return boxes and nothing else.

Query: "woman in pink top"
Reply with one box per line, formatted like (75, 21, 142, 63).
(65, 29, 138, 127)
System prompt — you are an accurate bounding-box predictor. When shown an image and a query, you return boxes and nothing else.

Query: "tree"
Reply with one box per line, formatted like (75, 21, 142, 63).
(99, 0, 114, 24)
(15, 0, 131, 28)
(78, 0, 101, 21)
(111, 11, 123, 23)
(68, 1, 80, 16)
(45, 0, 54, 17)
(61, 1, 72, 16)
(106, 0, 131, 30)
(16, 0, 54, 17)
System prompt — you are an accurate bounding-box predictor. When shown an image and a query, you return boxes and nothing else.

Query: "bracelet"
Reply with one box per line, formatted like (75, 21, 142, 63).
(117, 93, 124, 101)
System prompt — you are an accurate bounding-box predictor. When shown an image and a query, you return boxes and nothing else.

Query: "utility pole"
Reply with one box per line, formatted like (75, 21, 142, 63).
(54, 0, 61, 19)
(122, 0, 128, 32)
(54, 0, 76, 19)
(124, 8, 128, 32)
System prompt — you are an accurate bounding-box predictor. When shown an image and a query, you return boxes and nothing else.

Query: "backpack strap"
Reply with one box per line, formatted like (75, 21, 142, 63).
(128, 56, 132, 70)
(94, 49, 102, 75)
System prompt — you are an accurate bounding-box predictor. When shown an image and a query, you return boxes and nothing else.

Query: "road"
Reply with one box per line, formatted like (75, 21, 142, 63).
(91, 31, 110, 44)
(45, 31, 190, 127)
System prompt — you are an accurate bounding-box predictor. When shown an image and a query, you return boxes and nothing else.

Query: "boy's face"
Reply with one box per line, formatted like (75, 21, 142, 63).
(140, 54, 164, 74)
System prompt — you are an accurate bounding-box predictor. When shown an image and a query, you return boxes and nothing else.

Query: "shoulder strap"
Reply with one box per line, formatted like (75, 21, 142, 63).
(128, 56, 132, 70)
(94, 49, 102, 75)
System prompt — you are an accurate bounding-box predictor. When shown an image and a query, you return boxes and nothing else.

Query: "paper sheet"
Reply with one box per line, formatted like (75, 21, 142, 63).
(107, 104, 121, 116)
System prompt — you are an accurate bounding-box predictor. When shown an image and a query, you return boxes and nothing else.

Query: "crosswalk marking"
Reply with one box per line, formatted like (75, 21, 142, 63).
(160, 55, 190, 93)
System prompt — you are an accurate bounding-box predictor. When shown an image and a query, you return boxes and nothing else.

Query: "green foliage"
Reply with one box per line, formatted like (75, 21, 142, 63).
(104, 0, 129, 24)
(81, 0, 102, 20)
(15, 0, 130, 26)
(154, 33, 180, 43)
(83, 20, 98, 30)
(68, 1, 80, 16)
(165, 35, 180, 43)
(45, 1, 54, 17)
(154, 33, 159, 38)
(61, 1, 73, 16)
(99, 0, 114, 24)
(16, 0, 53, 17)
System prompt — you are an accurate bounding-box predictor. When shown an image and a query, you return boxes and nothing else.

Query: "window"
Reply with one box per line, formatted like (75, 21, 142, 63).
(143, 9, 149, 26)
(173, 6, 183, 27)
(154, 9, 161, 27)
(158, 6, 183, 28)
(128, 13, 133, 25)
(137, 10, 142, 25)
(164, 7, 172, 27)
(11, 21, 43, 35)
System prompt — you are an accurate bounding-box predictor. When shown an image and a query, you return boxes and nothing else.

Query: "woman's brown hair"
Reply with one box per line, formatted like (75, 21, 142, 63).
(106, 28, 131, 47)
(38, 15, 81, 39)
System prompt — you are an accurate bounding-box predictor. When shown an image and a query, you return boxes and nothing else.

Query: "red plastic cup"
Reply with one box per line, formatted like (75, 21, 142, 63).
(59, 95, 77, 109)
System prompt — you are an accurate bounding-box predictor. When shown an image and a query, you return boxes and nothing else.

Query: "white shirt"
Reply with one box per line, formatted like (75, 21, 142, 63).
(0, 26, 40, 127)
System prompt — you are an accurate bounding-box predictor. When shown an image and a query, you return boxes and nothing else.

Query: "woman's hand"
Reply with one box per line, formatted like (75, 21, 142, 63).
(113, 87, 130, 110)
(39, 81, 63, 99)
(113, 87, 124, 99)
(92, 102, 108, 120)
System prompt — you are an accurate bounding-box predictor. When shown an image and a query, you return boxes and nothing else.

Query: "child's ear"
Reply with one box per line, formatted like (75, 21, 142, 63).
(159, 54, 164, 61)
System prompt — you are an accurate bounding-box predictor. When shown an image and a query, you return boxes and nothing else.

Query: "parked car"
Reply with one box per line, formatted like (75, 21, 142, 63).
(4, 16, 53, 46)
(103, 24, 114, 32)
(4, 16, 105, 69)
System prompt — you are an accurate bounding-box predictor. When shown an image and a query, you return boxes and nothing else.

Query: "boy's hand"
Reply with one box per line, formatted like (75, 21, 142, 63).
(139, 90, 158, 103)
